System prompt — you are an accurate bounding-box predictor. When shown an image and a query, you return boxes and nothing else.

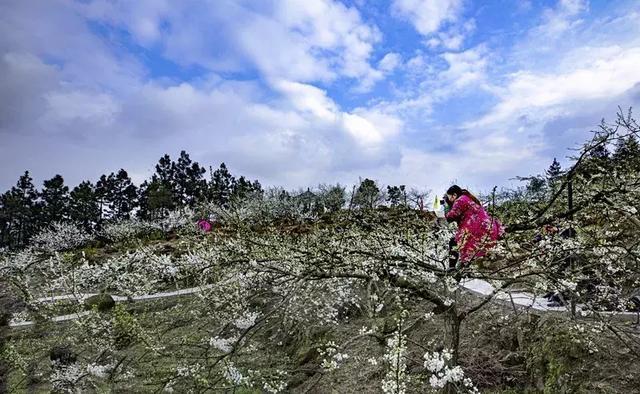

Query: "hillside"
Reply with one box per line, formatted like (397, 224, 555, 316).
(2, 203, 640, 393)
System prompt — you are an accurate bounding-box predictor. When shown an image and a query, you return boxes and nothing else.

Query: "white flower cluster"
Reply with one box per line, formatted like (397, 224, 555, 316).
(263, 370, 288, 393)
(283, 278, 359, 326)
(319, 341, 349, 371)
(234, 311, 260, 330)
(417, 270, 438, 284)
(359, 326, 374, 335)
(50, 361, 86, 393)
(176, 362, 204, 378)
(86, 362, 112, 378)
(209, 335, 238, 353)
(32, 222, 92, 252)
(158, 208, 197, 234)
(101, 219, 161, 242)
(180, 246, 219, 275)
(9, 310, 30, 325)
(444, 276, 459, 293)
(423, 349, 477, 393)
(163, 380, 176, 393)
(54, 246, 189, 295)
(381, 330, 408, 394)
(223, 362, 249, 386)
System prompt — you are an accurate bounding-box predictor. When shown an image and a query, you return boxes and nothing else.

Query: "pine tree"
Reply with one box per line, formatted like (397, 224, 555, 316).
(353, 178, 380, 209)
(545, 158, 562, 192)
(137, 153, 180, 218)
(546, 158, 562, 180)
(229, 176, 263, 203)
(138, 179, 174, 220)
(96, 170, 138, 221)
(582, 137, 613, 183)
(526, 176, 546, 198)
(40, 175, 70, 224)
(613, 134, 640, 171)
(155, 154, 176, 186)
(0, 191, 12, 247)
(69, 181, 100, 231)
(173, 151, 207, 207)
(0, 172, 40, 247)
(95, 174, 113, 222)
(297, 188, 316, 215)
(386, 185, 406, 207)
(589, 144, 610, 160)
(316, 184, 346, 214)
(209, 163, 236, 207)
(110, 169, 138, 220)
(251, 180, 263, 199)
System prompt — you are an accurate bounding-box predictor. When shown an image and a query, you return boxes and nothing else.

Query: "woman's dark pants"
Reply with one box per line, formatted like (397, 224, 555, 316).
(448, 237, 459, 269)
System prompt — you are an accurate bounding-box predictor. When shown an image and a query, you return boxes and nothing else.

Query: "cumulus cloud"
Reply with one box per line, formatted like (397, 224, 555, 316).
(472, 46, 640, 128)
(0, 0, 406, 191)
(79, 0, 383, 88)
(425, 19, 475, 50)
(391, 0, 463, 36)
(378, 52, 402, 73)
(440, 45, 488, 89)
(3, 0, 640, 198)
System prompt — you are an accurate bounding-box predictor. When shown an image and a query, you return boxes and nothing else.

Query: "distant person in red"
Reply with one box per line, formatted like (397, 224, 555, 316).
(197, 219, 212, 232)
(444, 185, 504, 268)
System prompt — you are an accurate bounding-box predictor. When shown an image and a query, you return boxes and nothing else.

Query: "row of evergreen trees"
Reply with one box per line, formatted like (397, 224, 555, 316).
(522, 133, 640, 198)
(491, 131, 640, 225)
(0, 151, 262, 248)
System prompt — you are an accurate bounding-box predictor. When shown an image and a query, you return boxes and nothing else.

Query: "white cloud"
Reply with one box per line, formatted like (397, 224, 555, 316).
(378, 52, 402, 73)
(4, 0, 640, 198)
(43, 91, 120, 127)
(440, 45, 488, 88)
(343, 109, 403, 148)
(424, 19, 475, 50)
(473, 46, 640, 128)
(392, 0, 463, 36)
(0, 1, 402, 191)
(530, 0, 589, 41)
(79, 0, 383, 89)
(272, 80, 338, 123)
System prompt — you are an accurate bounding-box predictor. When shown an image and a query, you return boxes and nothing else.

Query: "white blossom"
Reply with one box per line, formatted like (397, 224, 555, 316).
(234, 311, 260, 330)
(423, 349, 478, 393)
(223, 362, 248, 386)
(32, 222, 92, 252)
(86, 363, 112, 378)
(209, 336, 238, 353)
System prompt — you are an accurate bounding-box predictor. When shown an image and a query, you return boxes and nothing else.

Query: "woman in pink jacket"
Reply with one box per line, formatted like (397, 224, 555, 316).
(444, 185, 504, 268)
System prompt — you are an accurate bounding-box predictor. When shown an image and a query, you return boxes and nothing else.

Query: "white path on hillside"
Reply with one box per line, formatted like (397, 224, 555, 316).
(462, 278, 639, 319)
(9, 284, 217, 328)
(9, 279, 638, 328)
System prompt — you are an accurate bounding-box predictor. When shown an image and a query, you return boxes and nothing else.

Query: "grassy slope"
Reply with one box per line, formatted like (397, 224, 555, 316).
(5, 215, 640, 393)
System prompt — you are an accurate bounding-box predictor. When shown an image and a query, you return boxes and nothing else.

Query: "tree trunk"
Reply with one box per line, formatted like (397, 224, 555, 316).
(0, 279, 13, 393)
(443, 309, 461, 394)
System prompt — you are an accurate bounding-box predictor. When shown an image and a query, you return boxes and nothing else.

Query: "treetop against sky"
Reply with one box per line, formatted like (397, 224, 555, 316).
(1, 0, 640, 193)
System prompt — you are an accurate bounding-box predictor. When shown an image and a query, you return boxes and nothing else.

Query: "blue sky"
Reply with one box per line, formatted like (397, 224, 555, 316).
(1, 0, 640, 195)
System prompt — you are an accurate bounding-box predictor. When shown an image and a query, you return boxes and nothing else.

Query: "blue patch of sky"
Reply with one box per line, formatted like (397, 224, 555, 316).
(330, 0, 541, 110)
(430, 89, 499, 125)
(85, 20, 263, 85)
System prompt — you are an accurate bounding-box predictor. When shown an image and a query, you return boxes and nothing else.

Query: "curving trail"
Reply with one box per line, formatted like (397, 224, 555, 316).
(8, 280, 638, 328)
(9, 284, 217, 328)
(461, 278, 639, 321)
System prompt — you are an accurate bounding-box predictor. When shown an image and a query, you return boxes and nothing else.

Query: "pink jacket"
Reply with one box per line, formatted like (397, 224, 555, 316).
(445, 195, 504, 263)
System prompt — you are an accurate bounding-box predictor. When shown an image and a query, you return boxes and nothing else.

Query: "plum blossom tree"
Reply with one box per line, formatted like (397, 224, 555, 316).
(2, 110, 640, 393)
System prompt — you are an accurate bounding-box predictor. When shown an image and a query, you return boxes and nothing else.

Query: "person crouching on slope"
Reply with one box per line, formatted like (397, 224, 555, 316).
(444, 185, 504, 269)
